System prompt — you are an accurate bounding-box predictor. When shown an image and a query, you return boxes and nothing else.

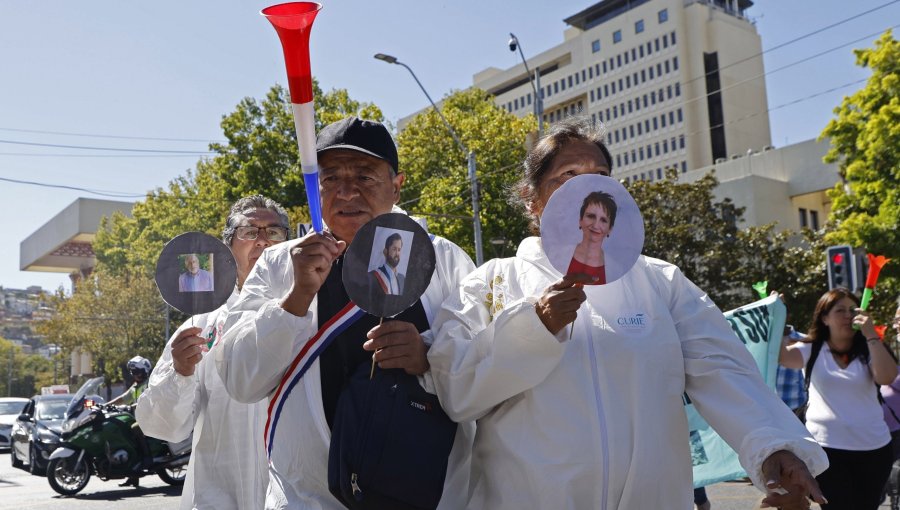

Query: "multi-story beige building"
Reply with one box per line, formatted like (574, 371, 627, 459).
(473, 0, 771, 182)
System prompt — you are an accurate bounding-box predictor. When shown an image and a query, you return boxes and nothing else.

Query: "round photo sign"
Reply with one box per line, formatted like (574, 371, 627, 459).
(342, 213, 436, 318)
(540, 174, 644, 285)
(155, 232, 237, 315)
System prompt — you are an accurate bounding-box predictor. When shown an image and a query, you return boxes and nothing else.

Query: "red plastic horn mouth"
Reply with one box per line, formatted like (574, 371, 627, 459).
(262, 2, 322, 104)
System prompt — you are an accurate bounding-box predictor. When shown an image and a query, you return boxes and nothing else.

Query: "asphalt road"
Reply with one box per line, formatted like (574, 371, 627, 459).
(0, 450, 182, 509)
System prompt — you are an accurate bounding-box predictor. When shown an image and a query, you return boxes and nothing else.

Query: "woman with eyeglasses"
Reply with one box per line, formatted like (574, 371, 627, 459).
(780, 288, 898, 509)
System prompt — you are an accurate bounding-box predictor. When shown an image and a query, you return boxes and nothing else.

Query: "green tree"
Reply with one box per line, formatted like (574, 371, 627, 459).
(630, 169, 826, 326)
(94, 82, 383, 276)
(821, 30, 900, 324)
(396, 88, 536, 259)
(37, 268, 167, 388)
(0, 337, 54, 397)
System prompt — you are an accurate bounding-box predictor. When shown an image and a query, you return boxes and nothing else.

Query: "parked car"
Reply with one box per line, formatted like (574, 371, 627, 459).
(10, 394, 73, 475)
(0, 397, 29, 450)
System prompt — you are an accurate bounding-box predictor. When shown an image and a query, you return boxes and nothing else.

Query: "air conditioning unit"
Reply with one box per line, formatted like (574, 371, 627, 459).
(762, 145, 774, 152)
(730, 154, 741, 160)
(715, 157, 727, 163)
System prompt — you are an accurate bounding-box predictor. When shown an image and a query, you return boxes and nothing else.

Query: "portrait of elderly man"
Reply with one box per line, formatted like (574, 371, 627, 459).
(178, 253, 213, 292)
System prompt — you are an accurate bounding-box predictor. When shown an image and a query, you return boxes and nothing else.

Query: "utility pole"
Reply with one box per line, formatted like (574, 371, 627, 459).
(7, 346, 13, 397)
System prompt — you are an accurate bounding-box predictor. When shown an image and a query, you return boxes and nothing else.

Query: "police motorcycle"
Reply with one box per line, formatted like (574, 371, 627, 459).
(45, 377, 191, 495)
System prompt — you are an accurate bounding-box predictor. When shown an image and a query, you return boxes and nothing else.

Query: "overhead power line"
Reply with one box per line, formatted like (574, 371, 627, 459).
(681, 0, 900, 87)
(0, 176, 145, 199)
(0, 138, 215, 154)
(0, 126, 225, 144)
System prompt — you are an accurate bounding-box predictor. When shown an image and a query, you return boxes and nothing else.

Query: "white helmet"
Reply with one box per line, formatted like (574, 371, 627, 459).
(126, 356, 151, 378)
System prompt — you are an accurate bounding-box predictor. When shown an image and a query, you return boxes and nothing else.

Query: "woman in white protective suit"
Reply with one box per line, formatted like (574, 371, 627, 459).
(425, 116, 829, 510)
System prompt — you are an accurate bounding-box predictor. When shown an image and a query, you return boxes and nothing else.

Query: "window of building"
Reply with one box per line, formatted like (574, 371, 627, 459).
(561, 79, 566, 91)
(659, 9, 668, 23)
(604, 84, 609, 97)
(655, 38, 660, 52)
(554, 82, 559, 94)
(675, 82, 681, 96)
(624, 153, 629, 165)
(616, 154, 622, 167)
(650, 90, 656, 105)
(649, 66, 654, 80)
(627, 100, 633, 113)
(677, 108, 683, 122)
(653, 117, 658, 130)
(637, 123, 643, 135)
(615, 130, 620, 143)
(657, 63, 662, 76)
(679, 136, 685, 149)
(618, 78, 623, 90)
(659, 141, 665, 154)
(636, 19, 645, 33)
(661, 114, 666, 128)
(639, 45, 645, 58)
(631, 48, 637, 61)
(667, 85, 673, 99)
(665, 60, 670, 74)
(606, 108, 611, 120)
(671, 31, 676, 45)
(617, 54, 622, 67)
(639, 147, 645, 160)
(799, 208, 808, 228)
(582, 70, 587, 82)
(643, 95, 648, 108)
(669, 111, 675, 125)
(681, 161, 687, 173)
(575, 73, 580, 85)
(663, 33, 669, 48)
(589, 67, 594, 80)
(647, 41, 653, 55)
(645, 119, 650, 132)
(635, 98, 641, 111)
(810, 210, 819, 230)
(604, 60, 610, 73)
(613, 30, 622, 44)
(590, 90, 595, 102)
(592, 39, 601, 53)
(630, 125, 635, 138)
(631, 149, 637, 163)
(611, 81, 616, 94)
(626, 75, 631, 88)
(641, 69, 646, 83)
(568, 76, 573, 88)
(673, 56, 679, 71)
(613, 104, 618, 118)
(595, 63, 601, 76)
(624, 51, 630, 64)
(514, 98, 519, 110)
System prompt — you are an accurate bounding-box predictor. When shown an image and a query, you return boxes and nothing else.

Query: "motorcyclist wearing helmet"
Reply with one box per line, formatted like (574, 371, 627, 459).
(109, 355, 153, 488)
(109, 356, 152, 405)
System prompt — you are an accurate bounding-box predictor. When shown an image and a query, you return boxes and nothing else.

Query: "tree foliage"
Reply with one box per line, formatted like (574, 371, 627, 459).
(396, 88, 536, 260)
(37, 268, 166, 386)
(0, 337, 58, 397)
(630, 170, 826, 329)
(821, 30, 900, 324)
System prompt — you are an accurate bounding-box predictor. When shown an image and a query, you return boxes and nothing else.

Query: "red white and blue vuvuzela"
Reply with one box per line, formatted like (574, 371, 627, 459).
(264, 302, 365, 459)
(262, 2, 324, 233)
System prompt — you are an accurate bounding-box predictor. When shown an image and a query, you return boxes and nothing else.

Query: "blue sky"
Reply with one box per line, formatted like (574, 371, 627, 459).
(1, 0, 897, 292)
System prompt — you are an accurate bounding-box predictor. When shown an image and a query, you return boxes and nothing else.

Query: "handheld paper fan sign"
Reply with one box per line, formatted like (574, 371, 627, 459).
(342, 214, 436, 376)
(155, 232, 237, 318)
(262, 2, 324, 233)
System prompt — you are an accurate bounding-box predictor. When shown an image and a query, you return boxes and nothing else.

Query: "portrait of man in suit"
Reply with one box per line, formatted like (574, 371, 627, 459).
(369, 232, 405, 295)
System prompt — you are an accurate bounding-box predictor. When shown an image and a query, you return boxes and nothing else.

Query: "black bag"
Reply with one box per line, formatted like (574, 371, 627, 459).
(328, 362, 458, 510)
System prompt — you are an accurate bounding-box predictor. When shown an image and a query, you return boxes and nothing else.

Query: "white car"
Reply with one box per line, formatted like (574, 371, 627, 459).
(0, 398, 29, 450)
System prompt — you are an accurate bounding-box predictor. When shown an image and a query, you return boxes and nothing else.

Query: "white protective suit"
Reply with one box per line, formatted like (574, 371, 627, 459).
(136, 290, 268, 510)
(215, 234, 476, 510)
(426, 237, 828, 510)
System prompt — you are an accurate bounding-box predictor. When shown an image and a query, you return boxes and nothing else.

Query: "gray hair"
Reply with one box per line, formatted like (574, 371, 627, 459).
(510, 115, 612, 233)
(222, 195, 290, 245)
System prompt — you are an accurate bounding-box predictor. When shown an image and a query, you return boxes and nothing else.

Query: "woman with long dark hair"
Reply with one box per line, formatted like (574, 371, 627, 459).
(780, 288, 898, 509)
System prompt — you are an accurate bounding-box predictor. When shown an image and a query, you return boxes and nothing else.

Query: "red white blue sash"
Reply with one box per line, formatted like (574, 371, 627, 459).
(264, 301, 366, 459)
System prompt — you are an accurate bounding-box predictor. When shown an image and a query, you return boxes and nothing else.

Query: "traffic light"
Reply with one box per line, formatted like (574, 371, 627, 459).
(826, 245, 854, 290)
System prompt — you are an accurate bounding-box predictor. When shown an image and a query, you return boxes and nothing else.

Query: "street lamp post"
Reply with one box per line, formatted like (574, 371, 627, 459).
(374, 53, 484, 265)
(508, 33, 543, 136)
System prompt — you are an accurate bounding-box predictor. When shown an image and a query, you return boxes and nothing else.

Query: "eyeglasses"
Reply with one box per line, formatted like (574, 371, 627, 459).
(235, 226, 289, 242)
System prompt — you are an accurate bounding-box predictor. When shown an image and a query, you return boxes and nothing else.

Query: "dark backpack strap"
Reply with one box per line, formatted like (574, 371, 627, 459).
(804, 341, 824, 395)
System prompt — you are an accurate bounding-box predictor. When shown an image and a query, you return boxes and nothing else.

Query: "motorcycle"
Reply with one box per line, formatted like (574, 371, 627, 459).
(45, 377, 192, 496)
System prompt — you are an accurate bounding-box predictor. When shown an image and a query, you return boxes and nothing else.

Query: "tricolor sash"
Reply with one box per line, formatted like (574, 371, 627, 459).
(264, 301, 367, 459)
